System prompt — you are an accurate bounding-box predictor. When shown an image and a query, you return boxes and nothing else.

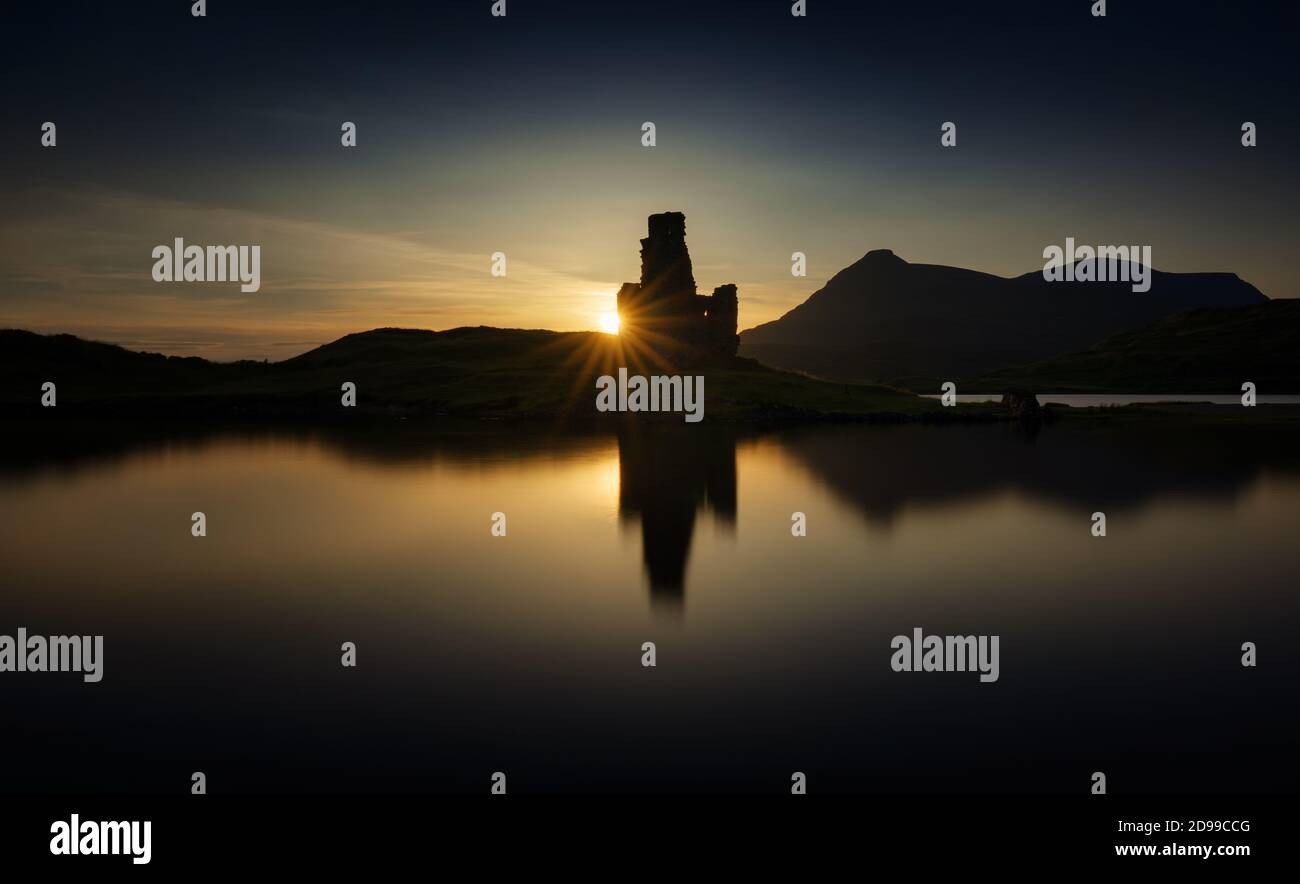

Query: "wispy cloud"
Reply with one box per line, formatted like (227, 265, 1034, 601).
(0, 186, 622, 360)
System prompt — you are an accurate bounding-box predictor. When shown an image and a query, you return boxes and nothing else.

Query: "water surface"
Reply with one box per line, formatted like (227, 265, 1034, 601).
(2, 420, 1296, 794)
(927, 393, 1300, 406)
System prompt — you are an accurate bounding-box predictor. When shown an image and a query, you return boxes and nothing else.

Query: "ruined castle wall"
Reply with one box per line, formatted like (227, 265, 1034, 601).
(618, 212, 738, 359)
(638, 211, 697, 314)
(706, 284, 739, 356)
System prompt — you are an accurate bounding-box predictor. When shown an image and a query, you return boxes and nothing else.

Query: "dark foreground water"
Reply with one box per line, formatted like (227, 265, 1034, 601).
(1, 419, 1297, 795)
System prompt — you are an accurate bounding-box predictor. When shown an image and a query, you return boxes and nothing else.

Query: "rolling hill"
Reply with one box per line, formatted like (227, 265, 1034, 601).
(962, 299, 1300, 393)
(0, 326, 953, 421)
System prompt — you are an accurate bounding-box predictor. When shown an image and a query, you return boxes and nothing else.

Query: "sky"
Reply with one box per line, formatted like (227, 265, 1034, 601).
(2, 0, 1297, 361)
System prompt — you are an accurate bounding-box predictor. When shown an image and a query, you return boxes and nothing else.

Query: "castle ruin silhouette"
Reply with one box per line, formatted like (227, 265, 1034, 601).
(616, 212, 738, 358)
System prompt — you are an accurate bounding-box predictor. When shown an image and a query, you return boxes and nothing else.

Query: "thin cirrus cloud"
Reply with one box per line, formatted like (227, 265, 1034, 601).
(0, 187, 621, 361)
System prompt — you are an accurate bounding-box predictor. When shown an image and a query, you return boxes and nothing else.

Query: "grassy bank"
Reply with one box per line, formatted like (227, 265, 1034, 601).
(1, 326, 985, 423)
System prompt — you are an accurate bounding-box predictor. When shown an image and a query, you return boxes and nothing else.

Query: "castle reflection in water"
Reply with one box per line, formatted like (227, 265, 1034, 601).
(616, 427, 736, 607)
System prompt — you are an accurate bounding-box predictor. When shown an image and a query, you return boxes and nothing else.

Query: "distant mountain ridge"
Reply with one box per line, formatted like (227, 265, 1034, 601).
(739, 249, 1268, 389)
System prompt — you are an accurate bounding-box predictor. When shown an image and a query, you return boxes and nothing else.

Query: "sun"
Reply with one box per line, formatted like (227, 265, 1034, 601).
(597, 311, 620, 335)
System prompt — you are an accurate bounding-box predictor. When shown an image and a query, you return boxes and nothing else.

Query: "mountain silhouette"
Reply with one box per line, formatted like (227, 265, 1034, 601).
(739, 249, 1267, 389)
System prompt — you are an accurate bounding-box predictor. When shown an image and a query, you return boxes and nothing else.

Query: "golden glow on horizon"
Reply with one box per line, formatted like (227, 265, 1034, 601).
(598, 311, 620, 335)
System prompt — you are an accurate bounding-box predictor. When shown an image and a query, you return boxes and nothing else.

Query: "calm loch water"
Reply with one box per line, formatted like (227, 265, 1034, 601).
(2, 419, 1297, 794)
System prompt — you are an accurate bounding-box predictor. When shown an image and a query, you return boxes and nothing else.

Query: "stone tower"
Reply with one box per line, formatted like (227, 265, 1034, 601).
(615, 212, 738, 358)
